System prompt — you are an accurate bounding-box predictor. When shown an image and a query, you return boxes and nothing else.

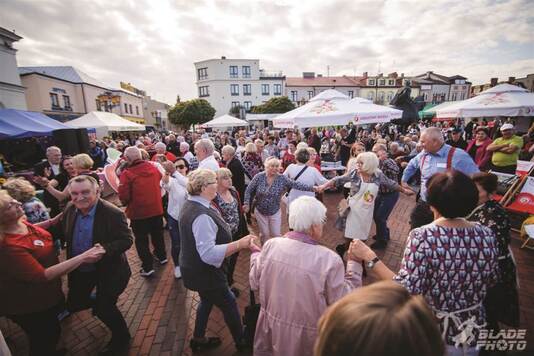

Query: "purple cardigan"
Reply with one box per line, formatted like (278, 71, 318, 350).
(466, 138, 493, 170)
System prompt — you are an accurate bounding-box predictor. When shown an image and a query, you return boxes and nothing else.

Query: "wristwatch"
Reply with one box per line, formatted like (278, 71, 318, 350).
(366, 256, 380, 269)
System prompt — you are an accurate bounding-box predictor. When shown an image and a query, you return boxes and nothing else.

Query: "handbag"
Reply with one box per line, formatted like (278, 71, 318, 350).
(242, 289, 260, 345)
(335, 198, 350, 231)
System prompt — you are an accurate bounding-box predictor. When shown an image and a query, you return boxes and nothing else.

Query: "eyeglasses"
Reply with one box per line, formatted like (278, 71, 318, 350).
(176, 164, 186, 169)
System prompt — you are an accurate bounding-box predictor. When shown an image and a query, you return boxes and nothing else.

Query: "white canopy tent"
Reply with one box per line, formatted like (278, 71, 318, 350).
(436, 84, 534, 118)
(65, 111, 145, 138)
(271, 89, 401, 128)
(200, 114, 249, 128)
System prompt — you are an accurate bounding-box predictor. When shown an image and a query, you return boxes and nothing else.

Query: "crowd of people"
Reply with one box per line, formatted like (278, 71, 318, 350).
(0, 118, 525, 356)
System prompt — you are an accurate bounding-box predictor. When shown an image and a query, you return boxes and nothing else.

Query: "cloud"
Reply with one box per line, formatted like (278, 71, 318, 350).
(1, 0, 533, 104)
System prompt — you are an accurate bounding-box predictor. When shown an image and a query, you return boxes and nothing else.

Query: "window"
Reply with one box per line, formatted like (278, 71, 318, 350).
(308, 90, 314, 99)
(244, 101, 252, 111)
(197, 67, 208, 80)
(388, 80, 394, 86)
(199, 86, 209, 97)
(367, 92, 374, 100)
(136, 106, 139, 115)
(379, 79, 386, 86)
(243, 84, 251, 96)
(230, 84, 239, 96)
(242, 66, 251, 78)
(63, 95, 71, 109)
(124, 103, 128, 113)
(231, 101, 240, 108)
(274, 84, 282, 95)
(229, 66, 238, 78)
(129, 104, 133, 113)
(50, 93, 60, 108)
(368, 79, 375, 86)
(291, 91, 298, 102)
(261, 84, 270, 95)
(348, 90, 354, 98)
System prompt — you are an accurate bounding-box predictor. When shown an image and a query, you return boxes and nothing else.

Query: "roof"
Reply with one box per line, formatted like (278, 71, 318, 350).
(286, 76, 363, 87)
(0, 27, 22, 42)
(18, 66, 113, 89)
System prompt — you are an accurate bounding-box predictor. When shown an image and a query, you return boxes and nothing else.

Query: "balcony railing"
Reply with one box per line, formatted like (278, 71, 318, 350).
(259, 70, 285, 78)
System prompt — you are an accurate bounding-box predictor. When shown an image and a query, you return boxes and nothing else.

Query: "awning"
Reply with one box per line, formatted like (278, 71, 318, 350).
(0, 109, 70, 139)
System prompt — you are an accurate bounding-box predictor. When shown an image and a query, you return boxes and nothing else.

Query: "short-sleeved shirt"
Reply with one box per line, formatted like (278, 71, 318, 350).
(0, 222, 63, 315)
(491, 135, 523, 167)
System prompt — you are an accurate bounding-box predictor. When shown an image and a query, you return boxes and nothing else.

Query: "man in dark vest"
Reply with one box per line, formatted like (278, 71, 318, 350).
(179, 169, 253, 352)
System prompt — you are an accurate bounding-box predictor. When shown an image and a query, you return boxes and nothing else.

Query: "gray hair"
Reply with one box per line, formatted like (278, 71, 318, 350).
(295, 147, 310, 164)
(68, 175, 99, 191)
(195, 138, 215, 155)
(180, 141, 190, 151)
(289, 196, 327, 232)
(422, 127, 445, 144)
(187, 169, 216, 195)
(356, 152, 379, 175)
(154, 142, 166, 151)
(46, 146, 61, 155)
(221, 145, 235, 156)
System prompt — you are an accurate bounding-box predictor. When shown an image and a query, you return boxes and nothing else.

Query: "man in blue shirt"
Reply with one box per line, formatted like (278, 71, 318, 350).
(402, 127, 479, 228)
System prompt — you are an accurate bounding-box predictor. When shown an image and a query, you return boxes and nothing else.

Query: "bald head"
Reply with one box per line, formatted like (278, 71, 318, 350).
(124, 146, 142, 162)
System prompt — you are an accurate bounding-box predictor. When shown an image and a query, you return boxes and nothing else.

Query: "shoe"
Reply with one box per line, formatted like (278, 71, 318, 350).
(174, 266, 182, 279)
(154, 255, 168, 265)
(99, 335, 131, 355)
(190, 337, 221, 352)
(140, 269, 155, 277)
(371, 240, 388, 250)
(230, 287, 241, 298)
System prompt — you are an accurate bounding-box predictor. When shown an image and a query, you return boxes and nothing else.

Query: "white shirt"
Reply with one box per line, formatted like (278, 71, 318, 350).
(283, 163, 327, 206)
(50, 163, 60, 176)
(183, 151, 195, 165)
(198, 155, 219, 171)
(161, 173, 188, 220)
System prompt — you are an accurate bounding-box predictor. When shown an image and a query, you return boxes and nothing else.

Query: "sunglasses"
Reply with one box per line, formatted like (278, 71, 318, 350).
(176, 164, 186, 169)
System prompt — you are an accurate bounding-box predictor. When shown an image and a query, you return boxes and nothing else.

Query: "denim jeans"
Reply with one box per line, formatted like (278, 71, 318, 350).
(193, 287, 243, 344)
(373, 191, 400, 242)
(167, 215, 180, 267)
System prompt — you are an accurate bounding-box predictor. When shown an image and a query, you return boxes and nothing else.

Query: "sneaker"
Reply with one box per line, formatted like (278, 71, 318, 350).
(140, 269, 155, 277)
(174, 266, 182, 279)
(190, 337, 221, 352)
(154, 255, 168, 265)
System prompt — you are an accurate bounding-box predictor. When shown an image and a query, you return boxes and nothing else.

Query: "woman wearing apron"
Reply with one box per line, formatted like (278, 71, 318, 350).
(319, 152, 413, 257)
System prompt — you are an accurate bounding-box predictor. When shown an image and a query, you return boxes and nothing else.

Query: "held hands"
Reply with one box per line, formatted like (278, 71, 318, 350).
(348, 240, 376, 262)
(81, 244, 106, 264)
(402, 187, 415, 196)
(49, 212, 63, 226)
(249, 235, 262, 253)
(243, 204, 250, 213)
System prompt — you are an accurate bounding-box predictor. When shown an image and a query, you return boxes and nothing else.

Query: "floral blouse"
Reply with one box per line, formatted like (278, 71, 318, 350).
(242, 153, 263, 180)
(23, 197, 50, 224)
(214, 193, 240, 234)
(394, 223, 498, 346)
(244, 172, 314, 216)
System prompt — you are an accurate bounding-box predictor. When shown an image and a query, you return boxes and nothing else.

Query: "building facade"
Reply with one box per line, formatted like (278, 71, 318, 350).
(0, 27, 26, 110)
(411, 71, 470, 103)
(143, 95, 171, 130)
(285, 72, 362, 106)
(471, 75, 534, 95)
(19, 66, 144, 123)
(194, 57, 285, 117)
(359, 72, 421, 105)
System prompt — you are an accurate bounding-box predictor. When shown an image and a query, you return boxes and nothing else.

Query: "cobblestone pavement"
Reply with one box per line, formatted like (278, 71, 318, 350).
(2, 192, 533, 355)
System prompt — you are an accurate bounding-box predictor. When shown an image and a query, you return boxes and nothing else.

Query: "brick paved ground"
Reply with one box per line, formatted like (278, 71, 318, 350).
(2, 192, 534, 355)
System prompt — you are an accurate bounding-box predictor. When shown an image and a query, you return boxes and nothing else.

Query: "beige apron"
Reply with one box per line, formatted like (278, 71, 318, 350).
(344, 181, 378, 240)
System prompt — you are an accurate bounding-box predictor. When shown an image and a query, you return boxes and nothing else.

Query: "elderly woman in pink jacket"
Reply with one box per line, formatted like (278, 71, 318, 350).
(249, 196, 363, 356)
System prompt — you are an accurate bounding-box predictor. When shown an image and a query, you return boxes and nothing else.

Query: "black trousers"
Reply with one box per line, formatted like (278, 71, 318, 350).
(131, 215, 166, 272)
(490, 163, 517, 175)
(67, 270, 130, 341)
(8, 306, 61, 356)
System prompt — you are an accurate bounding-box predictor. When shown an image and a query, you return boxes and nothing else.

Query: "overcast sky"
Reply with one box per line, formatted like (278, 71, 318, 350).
(1, 0, 533, 104)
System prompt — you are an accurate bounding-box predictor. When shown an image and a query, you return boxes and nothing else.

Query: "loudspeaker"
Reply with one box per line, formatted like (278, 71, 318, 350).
(75, 128, 90, 153)
(52, 129, 79, 156)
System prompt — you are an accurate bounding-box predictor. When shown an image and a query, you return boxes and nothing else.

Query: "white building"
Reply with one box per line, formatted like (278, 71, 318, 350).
(0, 27, 26, 110)
(411, 71, 471, 103)
(285, 72, 362, 106)
(194, 57, 285, 117)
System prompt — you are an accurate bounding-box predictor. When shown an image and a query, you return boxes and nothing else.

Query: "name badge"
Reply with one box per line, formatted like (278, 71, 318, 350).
(33, 240, 45, 247)
(436, 163, 447, 169)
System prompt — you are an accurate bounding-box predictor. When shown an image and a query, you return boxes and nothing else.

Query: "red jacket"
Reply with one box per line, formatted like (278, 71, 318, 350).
(119, 160, 163, 220)
(465, 138, 493, 170)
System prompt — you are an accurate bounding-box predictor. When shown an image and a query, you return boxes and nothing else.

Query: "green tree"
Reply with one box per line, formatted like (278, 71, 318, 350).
(168, 99, 215, 128)
(228, 105, 242, 117)
(252, 96, 295, 114)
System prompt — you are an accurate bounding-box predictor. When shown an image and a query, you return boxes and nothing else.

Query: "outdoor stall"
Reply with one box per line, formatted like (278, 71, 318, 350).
(65, 111, 146, 139)
(200, 114, 249, 129)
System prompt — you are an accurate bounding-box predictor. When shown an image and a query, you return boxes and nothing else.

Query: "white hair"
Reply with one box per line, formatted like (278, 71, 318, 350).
(195, 138, 215, 155)
(356, 152, 379, 175)
(46, 146, 61, 154)
(289, 196, 327, 232)
(422, 127, 445, 144)
(154, 142, 166, 151)
(221, 145, 235, 156)
(296, 142, 308, 150)
(124, 146, 142, 161)
(180, 142, 190, 150)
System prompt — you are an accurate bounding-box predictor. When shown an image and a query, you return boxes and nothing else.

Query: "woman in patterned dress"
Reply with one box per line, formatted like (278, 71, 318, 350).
(350, 170, 499, 356)
(213, 168, 249, 297)
(3, 178, 50, 224)
(469, 172, 519, 329)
